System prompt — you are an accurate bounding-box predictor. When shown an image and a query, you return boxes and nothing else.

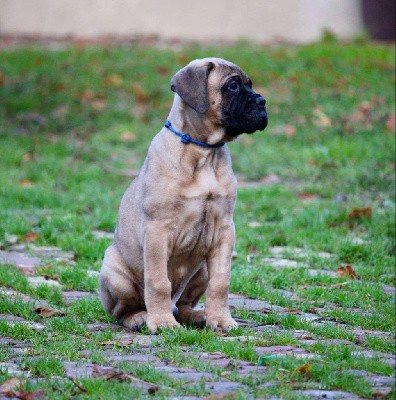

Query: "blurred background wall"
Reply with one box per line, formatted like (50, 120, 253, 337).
(0, 0, 363, 43)
(0, 0, 394, 43)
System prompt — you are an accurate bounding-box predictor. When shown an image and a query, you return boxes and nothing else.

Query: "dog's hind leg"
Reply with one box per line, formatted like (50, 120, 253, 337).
(175, 265, 208, 327)
(99, 245, 146, 331)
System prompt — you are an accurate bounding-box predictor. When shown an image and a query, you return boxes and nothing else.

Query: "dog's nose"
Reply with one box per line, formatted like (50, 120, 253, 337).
(256, 96, 266, 107)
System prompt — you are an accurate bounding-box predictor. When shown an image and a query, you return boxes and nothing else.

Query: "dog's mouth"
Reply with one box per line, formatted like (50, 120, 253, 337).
(222, 95, 268, 137)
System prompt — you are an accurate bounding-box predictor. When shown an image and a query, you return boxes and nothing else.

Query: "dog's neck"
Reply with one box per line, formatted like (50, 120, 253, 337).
(167, 95, 225, 146)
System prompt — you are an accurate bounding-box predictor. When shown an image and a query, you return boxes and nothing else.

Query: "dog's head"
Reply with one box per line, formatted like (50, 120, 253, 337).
(170, 58, 268, 139)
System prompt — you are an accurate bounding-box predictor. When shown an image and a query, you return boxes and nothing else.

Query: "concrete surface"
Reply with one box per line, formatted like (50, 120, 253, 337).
(0, 0, 363, 43)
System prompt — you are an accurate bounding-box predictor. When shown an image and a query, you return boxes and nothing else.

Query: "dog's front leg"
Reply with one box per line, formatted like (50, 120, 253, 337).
(144, 222, 180, 333)
(205, 227, 238, 331)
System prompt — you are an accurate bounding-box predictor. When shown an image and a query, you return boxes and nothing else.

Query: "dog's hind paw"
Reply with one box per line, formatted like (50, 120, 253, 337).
(123, 311, 147, 331)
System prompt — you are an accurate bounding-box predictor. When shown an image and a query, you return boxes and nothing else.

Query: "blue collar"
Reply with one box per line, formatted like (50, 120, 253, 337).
(164, 120, 225, 149)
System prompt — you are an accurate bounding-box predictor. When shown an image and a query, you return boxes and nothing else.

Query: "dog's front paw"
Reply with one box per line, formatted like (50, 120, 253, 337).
(205, 313, 238, 332)
(146, 314, 181, 333)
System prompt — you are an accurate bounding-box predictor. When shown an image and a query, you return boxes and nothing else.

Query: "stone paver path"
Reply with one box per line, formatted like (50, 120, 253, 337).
(0, 244, 394, 399)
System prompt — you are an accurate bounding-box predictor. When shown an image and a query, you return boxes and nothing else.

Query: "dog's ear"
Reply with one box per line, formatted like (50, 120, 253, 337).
(170, 61, 214, 114)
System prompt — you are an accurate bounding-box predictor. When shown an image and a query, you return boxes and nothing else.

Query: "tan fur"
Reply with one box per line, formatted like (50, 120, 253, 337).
(99, 58, 250, 332)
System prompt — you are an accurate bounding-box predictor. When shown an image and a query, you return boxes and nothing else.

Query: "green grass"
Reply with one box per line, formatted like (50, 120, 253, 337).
(0, 39, 395, 399)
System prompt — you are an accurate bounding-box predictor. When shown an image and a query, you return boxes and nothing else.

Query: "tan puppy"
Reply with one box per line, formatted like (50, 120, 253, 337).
(99, 58, 268, 333)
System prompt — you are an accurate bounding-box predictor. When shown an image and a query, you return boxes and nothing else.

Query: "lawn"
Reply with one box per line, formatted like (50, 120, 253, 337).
(0, 39, 395, 399)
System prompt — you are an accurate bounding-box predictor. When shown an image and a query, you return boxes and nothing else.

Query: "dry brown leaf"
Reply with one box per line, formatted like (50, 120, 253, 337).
(79, 89, 95, 102)
(297, 192, 320, 201)
(101, 337, 134, 347)
(0, 71, 5, 86)
(296, 363, 312, 374)
(130, 83, 149, 104)
(104, 74, 123, 87)
(284, 309, 302, 315)
(357, 101, 372, 114)
(92, 99, 107, 111)
(299, 335, 314, 340)
(22, 153, 34, 163)
(119, 131, 137, 143)
(23, 232, 40, 243)
(92, 365, 159, 393)
(156, 66, 170, 76)
(284, 124, 297, 137)
(0, 377, 21, 395)
(19, 179, 34, 188)
(270, 124, 296, 137)
(347, 207, 372, 220)
(386, 115, 395, 132)
(15, 389, 45, 400)
(92, 365, 129, 381)
(34, 306, 66, 318)
(260, 174, 281, 185)
(337, 264, 361, 280)
(313, 106, 331, 127)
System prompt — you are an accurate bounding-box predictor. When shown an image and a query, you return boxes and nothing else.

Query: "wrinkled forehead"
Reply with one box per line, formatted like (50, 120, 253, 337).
(189, 58, 250, 85)
(213, 62, 249, 85)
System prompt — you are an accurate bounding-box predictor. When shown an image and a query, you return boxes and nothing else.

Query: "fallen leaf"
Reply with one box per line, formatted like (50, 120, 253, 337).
(270, 124, 296, 137)
(92, 99, 107, 111)
(92, 365, 159, 393)
(297, 192, 321, 201)
(0, 377, 21, 395)
(34, 307, 66, 318)
(130, 83, 149, 104)
(296, 363, 312, 374)
(103, 74, 124, 87)
(92, 365, 129, 381)
(101, 337, 134, 347)
(156, 66, 169, 76)
(23, 232, 40, 243)
(15, 389, 45, 400)
(313, 106, 331, 127)
(299, 335, 314, 340)
(342, 101, 375, 133)
(357, 101, 372, 114)
(22, 153, 34, 163)
(119, 131, 137, 142)
(19, 179, 34, 188)
(386, 115, 395, 132)
(147, 386, 159, 394)
(337, 264, 361, 280)
(284, 124, 297, 137)
(260, 174, 281, 185)
(0, 71, 5, 86)
(347, 207, 372, 220)
(284, 309, 302, 315)
(371, 390, 388, 398)
(79, 89, 95, 102)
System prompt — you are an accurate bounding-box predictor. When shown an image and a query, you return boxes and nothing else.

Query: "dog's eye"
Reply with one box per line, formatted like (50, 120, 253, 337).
(228, 81, 239, 92)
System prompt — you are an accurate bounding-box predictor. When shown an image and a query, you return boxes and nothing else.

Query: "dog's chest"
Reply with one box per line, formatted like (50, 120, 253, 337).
(171, 168, 235, 256)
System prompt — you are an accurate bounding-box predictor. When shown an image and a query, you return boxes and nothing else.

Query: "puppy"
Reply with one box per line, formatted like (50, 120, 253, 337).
(99, 58, 268, 332)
